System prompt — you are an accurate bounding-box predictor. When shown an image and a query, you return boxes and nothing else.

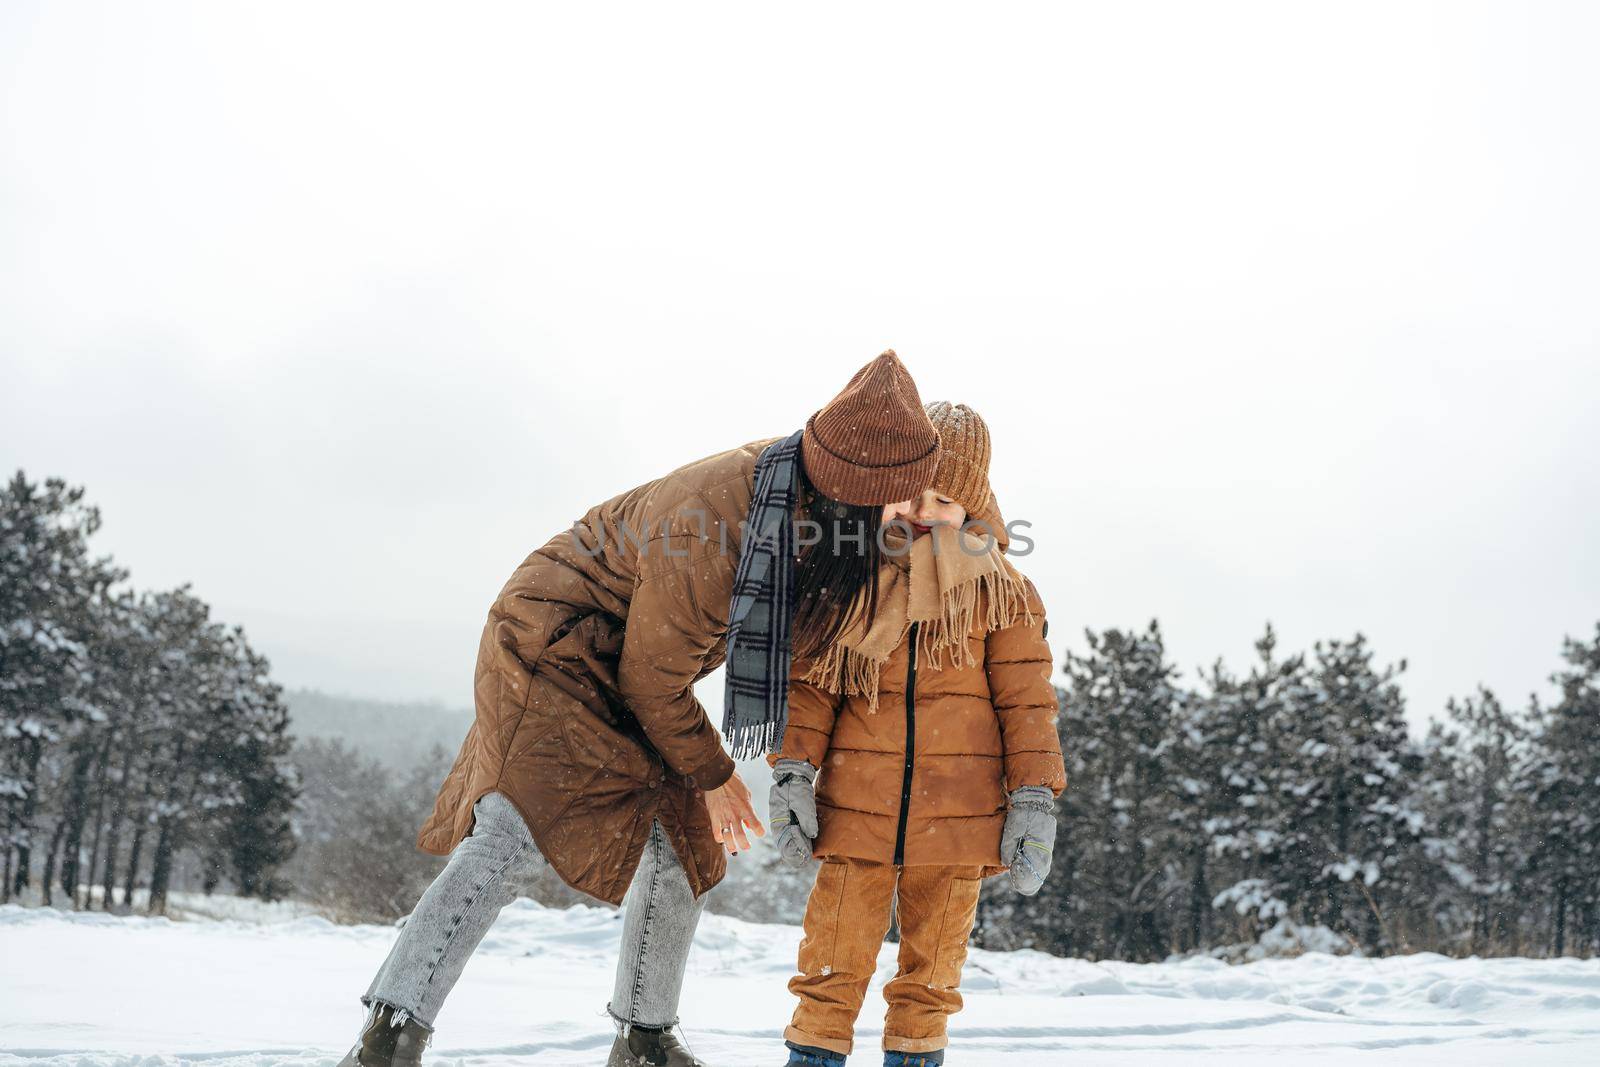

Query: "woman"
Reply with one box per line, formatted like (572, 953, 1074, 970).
(337, 351, 942, 1067)
(768, 402, 1066, 1066)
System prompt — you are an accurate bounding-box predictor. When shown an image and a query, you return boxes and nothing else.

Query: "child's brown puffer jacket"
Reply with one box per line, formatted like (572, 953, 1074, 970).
(772, 526, 1066, 872)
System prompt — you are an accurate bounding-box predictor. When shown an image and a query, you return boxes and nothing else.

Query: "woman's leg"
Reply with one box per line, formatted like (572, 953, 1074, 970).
(361, 791, 547, 1030)
(880, 865, 985, 1059)
(608, 819, 708, 1029)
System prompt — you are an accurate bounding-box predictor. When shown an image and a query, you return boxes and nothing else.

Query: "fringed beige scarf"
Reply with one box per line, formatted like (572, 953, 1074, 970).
(803, 523, 1034, 712)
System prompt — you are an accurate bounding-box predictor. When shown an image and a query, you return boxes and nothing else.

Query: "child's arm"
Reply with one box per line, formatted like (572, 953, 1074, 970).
(767, 659, 840, 867)
(986, 577, 1067, 796)
(768, 657, 841, 770)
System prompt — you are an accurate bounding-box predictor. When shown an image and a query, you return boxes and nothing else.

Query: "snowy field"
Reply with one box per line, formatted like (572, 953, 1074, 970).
(3, 897, 1599, 1066)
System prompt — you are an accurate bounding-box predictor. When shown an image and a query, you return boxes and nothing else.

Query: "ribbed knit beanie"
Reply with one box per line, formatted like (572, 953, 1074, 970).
(924, 401, 993, 519)
(800, 350, 941, 506)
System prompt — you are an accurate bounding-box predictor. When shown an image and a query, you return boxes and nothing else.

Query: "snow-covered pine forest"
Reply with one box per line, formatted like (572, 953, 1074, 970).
(1, 473, 296, 916)
(4, 468, 1600, 961)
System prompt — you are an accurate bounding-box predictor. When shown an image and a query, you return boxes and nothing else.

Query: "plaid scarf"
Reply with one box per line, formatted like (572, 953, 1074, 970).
(721, 428, 803, 759)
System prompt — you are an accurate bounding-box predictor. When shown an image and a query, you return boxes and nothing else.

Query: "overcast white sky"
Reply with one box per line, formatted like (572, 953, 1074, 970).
(3, 1, 1597, 730)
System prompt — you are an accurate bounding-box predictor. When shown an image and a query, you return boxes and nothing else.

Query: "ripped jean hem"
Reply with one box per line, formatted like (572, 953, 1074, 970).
(359, 993, 437, 1036)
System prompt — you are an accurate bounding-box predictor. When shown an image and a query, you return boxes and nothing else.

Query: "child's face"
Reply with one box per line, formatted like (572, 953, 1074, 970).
(880, 490, 967, 538)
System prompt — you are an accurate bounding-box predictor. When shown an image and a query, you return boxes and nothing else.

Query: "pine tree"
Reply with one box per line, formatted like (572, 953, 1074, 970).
(1527, 624, 1600, 956)
(1201, 624, 1312, 945)
(133, 587, 272, 915)
(1422, 687, 1535, 952)
(999, 621, 1187, 961)
(0, 472, 124, 900)
(217, 636, 297, 900)
(1280, 636, 1422, 950)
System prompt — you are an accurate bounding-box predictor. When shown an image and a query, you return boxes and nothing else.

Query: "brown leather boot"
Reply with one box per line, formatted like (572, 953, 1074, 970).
(335, 1002, 430, 1067)
(605, 1023, 708, 1066)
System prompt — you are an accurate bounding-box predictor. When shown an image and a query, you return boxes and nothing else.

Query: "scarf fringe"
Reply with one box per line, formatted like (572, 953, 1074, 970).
(804, 561, 1034, 713)
(804, 640, 893, 714)
(915, 564, 1034, 672)
(726, 716, 785, 761)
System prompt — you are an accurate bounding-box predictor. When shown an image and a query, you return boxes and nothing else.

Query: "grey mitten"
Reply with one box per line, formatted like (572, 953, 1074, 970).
(769, 759, 819, 868)
(1002, 785, 1056, 895)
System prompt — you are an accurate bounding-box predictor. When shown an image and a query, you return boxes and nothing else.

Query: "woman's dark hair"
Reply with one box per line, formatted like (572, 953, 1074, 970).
(792, 471, 884, 661)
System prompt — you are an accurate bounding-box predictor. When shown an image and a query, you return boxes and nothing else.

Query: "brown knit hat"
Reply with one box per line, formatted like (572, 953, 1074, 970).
(924, 401, 993, 518)
(801, 350, 941, 506)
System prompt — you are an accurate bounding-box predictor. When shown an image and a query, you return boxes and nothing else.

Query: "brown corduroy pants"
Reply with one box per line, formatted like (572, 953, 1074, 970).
(785, 858, 986, 1056)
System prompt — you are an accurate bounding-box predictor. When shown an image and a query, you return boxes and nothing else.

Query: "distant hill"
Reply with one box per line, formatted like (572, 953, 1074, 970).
(284, 688, 471, 769)
(282, 687, 774, 814)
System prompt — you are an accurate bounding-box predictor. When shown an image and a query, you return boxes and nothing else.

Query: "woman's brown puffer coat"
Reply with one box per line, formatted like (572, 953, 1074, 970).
(773, 552, 1066, 873)
(416, 437, 779, 905)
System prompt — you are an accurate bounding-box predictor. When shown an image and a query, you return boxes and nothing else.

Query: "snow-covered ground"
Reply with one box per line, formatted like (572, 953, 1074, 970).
(3, 897, 1598, 1066)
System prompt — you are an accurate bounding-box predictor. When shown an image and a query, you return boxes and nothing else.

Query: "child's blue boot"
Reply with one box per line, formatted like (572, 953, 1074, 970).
(883, 1052, 945, 1066)
(785, 1041, 846, 1065)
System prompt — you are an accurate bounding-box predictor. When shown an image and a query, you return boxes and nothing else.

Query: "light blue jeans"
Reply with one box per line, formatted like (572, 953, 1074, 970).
(361, 791, 705, 1031)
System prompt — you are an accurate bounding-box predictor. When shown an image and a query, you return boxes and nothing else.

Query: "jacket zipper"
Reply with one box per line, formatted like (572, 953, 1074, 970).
(893, 621, 919, 866)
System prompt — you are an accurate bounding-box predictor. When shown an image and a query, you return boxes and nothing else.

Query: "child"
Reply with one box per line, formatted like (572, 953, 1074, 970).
(769, 402, 1067, 1066)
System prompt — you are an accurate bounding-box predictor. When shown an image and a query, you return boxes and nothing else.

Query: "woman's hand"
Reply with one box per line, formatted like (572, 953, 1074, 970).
(705, 770, 765, 855)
